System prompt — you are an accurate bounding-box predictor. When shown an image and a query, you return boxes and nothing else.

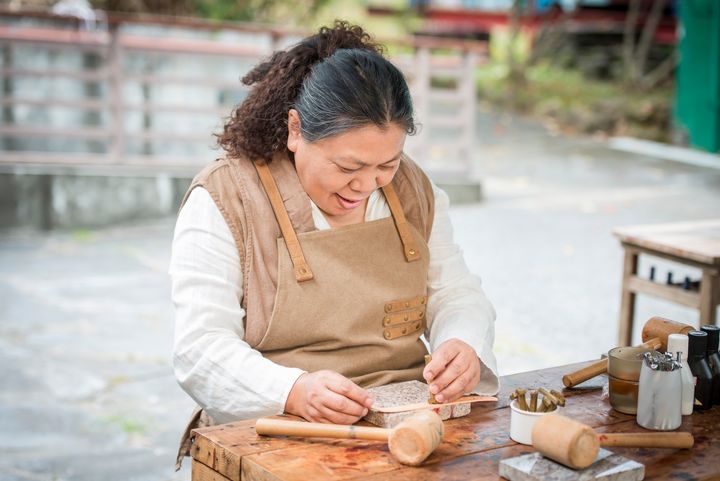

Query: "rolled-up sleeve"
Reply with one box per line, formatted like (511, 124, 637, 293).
(169, 187, 305, 423)
(425, 184, 499, 395)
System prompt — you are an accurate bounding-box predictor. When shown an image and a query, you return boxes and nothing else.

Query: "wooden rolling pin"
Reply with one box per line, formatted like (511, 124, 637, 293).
(531, 414, 694, 469)
(255, 410, 444, 466)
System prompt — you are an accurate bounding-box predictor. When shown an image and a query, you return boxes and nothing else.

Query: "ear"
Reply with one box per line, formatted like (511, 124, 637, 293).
(287, 109, 301, 153)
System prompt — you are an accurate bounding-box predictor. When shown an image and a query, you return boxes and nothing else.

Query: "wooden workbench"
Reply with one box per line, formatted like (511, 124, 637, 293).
(189, 362, 720, 481)
(614, 219, 720, 346)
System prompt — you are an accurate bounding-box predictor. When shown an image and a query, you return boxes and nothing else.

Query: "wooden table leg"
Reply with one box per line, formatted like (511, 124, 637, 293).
(699, 270, 719, 326)
(618, 248, 639, 346)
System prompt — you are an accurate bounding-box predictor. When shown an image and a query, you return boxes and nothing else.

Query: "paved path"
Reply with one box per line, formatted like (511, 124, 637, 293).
(1, 110, 719, 480)
(471, 112, 719, 373)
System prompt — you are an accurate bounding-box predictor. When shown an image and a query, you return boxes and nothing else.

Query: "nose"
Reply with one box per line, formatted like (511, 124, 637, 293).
(349, 171, 379, 193)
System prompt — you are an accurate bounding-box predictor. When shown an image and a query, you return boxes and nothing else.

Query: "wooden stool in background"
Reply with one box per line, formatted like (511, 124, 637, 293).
(614, 220, 720, 346)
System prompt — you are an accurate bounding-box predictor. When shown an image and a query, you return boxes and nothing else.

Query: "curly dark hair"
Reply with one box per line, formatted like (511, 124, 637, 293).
(217, 21, 416, 162)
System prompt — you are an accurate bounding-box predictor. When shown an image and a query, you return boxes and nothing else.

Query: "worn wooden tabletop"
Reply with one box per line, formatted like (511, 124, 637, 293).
(613, 219, 720, 266)
(189, 361, 720, 481)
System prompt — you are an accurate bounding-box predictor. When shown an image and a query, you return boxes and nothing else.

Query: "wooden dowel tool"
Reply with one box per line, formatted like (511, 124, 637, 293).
(256, 410, 445, 466)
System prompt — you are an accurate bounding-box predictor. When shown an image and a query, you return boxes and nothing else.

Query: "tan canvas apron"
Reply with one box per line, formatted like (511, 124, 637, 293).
(176, 161, 430, 468)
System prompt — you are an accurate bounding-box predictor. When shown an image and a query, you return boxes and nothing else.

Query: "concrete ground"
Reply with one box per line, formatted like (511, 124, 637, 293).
(1, 109, 719, 480)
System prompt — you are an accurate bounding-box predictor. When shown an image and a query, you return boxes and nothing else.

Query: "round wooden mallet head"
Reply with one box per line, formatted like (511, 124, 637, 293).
(388, 410, 445, 466)
(531, 414, 599, 469)
(641, 316, 694, 351)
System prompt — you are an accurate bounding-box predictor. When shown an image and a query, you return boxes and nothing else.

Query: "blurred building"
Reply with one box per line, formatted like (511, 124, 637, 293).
(373, 0, 677, 44)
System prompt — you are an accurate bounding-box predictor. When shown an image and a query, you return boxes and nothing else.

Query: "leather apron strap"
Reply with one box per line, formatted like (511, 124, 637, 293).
(381, 183, 421, 262)
(254, 161, 314, 282)
(255, 161, 422, 281)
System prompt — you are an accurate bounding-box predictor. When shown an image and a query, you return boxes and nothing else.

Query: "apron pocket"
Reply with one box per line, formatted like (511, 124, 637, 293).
(382, 295, 426, 340)
(383, 319, 424, 340)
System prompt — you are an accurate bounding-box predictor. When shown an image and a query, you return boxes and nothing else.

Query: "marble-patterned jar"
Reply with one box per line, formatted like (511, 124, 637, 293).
(636, 351, 682, 431)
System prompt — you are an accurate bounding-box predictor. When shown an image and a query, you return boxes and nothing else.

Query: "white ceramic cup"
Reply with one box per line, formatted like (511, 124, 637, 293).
(509, 399, 559, 445)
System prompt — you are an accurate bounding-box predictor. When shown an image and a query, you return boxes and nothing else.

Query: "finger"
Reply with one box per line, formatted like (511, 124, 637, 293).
(436, 357, 481, 403)
(435, 366, 473, 403)
(326, 374, 374, 409)
(466, 359, 482, 391)
(429, 353, 467, 396)
(423, 344, 459, 383)
(306, 405, 343, 425)
(322, 390, 369, 418)
(317, 403, 364, 425)
(314, 415, 335, 424)
(304, 406, 329, 423)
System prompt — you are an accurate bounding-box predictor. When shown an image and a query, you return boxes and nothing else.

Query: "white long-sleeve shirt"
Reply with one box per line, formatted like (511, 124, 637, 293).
(170, 182, 498, 424)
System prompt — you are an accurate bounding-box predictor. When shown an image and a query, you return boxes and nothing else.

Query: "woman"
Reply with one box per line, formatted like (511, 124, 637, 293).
(170, 22, 498, 467)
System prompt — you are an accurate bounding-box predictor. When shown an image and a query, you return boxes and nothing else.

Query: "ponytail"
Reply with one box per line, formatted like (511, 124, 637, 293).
(218, 21, 415, 162)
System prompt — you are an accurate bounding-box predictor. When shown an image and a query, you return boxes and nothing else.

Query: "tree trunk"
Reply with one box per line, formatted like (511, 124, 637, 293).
(622, 0, 642, 83)
(636, 0, 668, 78)
(2, 45, 17, 151)
(507, 0, 526, 108)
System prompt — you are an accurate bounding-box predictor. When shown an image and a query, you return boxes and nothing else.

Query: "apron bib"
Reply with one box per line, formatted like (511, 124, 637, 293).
(252, 161, 430, 388)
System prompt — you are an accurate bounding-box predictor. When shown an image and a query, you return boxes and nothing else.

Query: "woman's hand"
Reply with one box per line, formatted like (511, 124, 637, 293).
(284, 370, 375, 424)
(423, 339, 481, 403)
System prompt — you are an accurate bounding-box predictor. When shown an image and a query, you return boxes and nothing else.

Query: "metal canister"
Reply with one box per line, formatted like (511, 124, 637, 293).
(636, 351, 682, 431)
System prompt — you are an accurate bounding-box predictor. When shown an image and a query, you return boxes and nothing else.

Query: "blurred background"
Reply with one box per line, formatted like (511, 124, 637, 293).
(1, 0, 719, 480)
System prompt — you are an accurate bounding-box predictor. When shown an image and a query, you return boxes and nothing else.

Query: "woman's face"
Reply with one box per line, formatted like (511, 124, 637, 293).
(287, 109, 406, 225)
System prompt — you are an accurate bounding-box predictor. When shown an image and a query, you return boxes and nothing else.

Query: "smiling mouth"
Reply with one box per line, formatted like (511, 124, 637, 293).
(338, 194, 362, 202)
(336, 193, 364, 209)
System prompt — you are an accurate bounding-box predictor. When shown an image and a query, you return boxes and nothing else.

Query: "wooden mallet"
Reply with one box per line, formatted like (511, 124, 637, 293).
(640, 316, 694, 350)
(562, 316, 693, 388)
(255, 410, 444, 466)
(531, 414, 694, 470)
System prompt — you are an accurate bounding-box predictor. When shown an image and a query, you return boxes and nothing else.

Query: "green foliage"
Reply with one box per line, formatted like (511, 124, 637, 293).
(476, 61, 674, 141)
(488, 26, 531, 64)
(308, 0, 418, 37)
(191, 0, 257, 21)
(92, 0, 335, 23)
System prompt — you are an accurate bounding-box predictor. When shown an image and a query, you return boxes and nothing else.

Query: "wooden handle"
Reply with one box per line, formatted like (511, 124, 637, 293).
(562, 359, 608, 388)
(642, 337, 662, 351)
(562, 338, 662, 388)
(255, 418, 389, 442)
(598, 432, 694, 449)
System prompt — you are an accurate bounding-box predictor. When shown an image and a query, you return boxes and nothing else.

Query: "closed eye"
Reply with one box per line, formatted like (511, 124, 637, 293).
(338, 165, 361, 173)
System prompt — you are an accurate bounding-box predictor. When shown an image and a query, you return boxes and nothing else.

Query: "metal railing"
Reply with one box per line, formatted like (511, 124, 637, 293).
(0, 9, 486, 175)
